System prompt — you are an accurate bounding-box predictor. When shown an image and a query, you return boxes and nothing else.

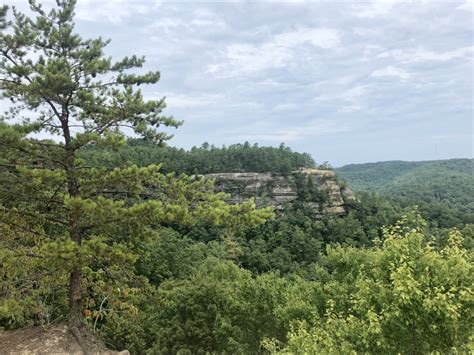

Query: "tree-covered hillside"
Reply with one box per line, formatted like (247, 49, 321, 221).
(82, 139, 316, 174)
(336, 159, 474, 217)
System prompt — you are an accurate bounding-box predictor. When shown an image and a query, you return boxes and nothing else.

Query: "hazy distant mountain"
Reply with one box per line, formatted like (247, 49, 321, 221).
(336, 159, 474, 214)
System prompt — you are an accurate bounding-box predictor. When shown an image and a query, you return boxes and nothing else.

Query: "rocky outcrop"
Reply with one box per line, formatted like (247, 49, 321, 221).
(205, 169, 355, 218)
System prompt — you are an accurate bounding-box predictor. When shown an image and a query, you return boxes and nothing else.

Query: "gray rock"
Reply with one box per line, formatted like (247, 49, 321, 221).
(204, 169, 354, 217)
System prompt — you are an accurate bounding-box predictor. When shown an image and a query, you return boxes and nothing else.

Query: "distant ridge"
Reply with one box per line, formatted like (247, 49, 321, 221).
(336, 158, 473, 215)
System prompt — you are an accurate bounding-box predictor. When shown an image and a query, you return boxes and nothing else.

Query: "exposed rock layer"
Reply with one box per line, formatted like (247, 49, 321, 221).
(205, 169, 355, 217)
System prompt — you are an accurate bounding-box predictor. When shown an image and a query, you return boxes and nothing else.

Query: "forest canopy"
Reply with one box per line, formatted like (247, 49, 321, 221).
(337, 159, 474, 226)
(82, 139, 317, 174)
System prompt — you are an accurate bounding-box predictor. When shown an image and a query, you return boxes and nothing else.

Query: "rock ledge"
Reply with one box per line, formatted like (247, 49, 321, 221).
(206, 169, 355, 217)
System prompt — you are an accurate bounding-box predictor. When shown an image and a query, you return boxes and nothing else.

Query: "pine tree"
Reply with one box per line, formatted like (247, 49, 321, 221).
(0, 0, 272, 346)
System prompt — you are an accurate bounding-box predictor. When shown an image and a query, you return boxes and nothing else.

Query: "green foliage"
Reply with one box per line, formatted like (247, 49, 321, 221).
(238, 193, 404, 276)
(337, 159, 474, 225)
(99, 214, 473, 354)
(146, 258, 282, 354)
(98, 258, 288, 354)
(0, 218, 68, 327)
(134, 228, 232, 286)
(0, 137, 272, 328)
(293, 172, 328, 204)
(82, 139, 316, 174)
(267, 215, 474, 354)
(0, 0, 272, 330)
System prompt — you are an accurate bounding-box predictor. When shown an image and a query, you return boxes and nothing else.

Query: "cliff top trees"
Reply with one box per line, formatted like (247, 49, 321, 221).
(0, 0, 272, 348)
(82, 139, 317, 174)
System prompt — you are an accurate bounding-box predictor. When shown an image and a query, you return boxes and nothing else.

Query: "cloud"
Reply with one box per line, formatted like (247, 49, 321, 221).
(237, 119, 349, 142)
(337, 105, 364, 114)
(272, 28, 341, 49)
(273, 103, 300, 111)
(1, 0, 152, 24)
(457, 0, 473, 11)
(377, 46, 474, 63)
(432, 133, 473, 140)
(146, 8, 226, 35)
(310, 84, 374, 113)
(315, 85, 370, 103)
(352, 1, 398, 19)
(255, 79, 288, 88)
(75, 0, 160, 23)
(207, 43, 291, 76)
(165, 93, 225, 109)
(371, 66, 411, 81)
(207, 27, 340, 77)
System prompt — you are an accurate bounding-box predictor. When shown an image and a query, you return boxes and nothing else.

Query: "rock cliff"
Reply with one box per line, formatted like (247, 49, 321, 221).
(205, 168, 355, 217)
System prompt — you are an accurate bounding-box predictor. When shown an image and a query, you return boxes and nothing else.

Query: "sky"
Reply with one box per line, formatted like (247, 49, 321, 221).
(2, 0, 473, 166)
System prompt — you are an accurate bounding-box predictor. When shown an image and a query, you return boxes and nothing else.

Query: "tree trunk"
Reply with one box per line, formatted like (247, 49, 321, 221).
(67, 168, 82, 328)
(62, 120, 83, 327)
(68, 266, 83, 327)
(65, 145, 88, 353)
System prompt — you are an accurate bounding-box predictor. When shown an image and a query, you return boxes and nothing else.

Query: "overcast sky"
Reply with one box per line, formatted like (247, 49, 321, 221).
(3, 0, 473, 166)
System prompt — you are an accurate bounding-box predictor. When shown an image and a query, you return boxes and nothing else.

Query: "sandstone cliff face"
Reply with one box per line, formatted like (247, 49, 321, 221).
(205, 169, 355, 217)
